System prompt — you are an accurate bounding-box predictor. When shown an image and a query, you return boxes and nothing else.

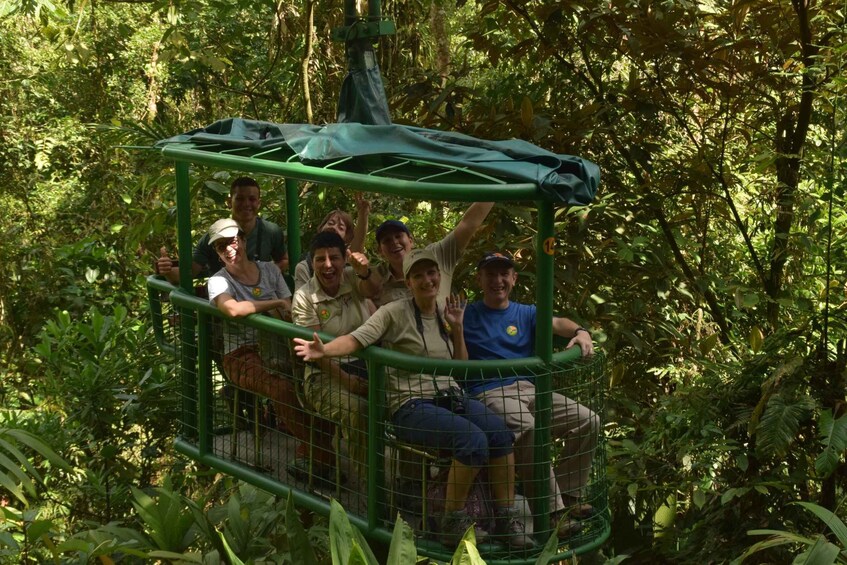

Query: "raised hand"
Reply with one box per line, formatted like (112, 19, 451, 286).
(444, 293, 467, 329)
(347, 249, 370, 277)
(355, 192, 371, 215)
(156, 246, 174, 275)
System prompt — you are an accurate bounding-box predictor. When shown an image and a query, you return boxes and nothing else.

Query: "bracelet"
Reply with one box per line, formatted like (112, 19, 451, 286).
(356, 268, 372, 280)
(575, 327, 591, 337)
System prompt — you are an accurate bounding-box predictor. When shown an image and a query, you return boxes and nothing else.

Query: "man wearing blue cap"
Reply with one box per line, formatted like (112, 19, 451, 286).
(371, 202, 494, 307)
(462, 251, 598, 538)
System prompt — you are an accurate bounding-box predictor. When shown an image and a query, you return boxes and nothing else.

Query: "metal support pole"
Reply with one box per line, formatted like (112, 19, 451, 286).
(285, 178, 300, 279)
(367, 361, 385, 531)
(175, 161, 198, 439)
(197, 311, 212, 455)
(533, 199, 555, 539)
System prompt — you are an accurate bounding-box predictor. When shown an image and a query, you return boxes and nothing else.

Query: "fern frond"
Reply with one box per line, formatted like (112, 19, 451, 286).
(815, 410, 847, 478)
(755, 394, 814, 459)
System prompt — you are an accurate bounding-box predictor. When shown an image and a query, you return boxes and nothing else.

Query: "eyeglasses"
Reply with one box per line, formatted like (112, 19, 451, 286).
(214, 231, 244, 253)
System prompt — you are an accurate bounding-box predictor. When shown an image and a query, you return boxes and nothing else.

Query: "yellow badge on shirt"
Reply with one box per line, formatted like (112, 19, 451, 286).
(506, 325, 518, 336)
(319, 308, 331, 321)
(252, 287, 262, 298)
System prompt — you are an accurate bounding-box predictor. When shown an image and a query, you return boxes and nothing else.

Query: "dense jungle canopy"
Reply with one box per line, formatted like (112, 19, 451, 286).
(0, 0, 846, 562)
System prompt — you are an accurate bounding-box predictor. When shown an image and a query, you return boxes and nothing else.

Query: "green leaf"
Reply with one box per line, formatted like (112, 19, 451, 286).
(815, 411, 847, 478)
(329, 498, 377, 565)
(147, 550, 203, 563)
(533, 521, 562, 565)
(755, 395, 813, 458)
(25, 519, 53, 541)
(699, 333, 718, 355)
(218, 528, 245, 565)
(721, 487, 750, 505)
(793, 502, 847, 549)
(749, 326, 764, 352)
(693, 488, 706, 509)
(285, 493, 318, 565)
(792, 535, 840, 565)
(385, 513, 417, 565)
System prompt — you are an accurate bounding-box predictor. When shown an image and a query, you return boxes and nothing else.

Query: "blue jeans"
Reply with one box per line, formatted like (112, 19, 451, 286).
(391, 397, 515, 467)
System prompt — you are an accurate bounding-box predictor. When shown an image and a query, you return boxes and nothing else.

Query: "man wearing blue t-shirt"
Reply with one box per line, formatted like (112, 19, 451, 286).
(463, 251, 598, 538)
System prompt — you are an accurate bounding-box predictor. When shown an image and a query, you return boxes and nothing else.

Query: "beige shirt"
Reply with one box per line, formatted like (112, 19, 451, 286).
(350, 299, 459, 415)
(293, 267, 371, 382)
(292, 267, 370, 336)
(293, 258, 312, 291)
(373, 231, 460, 307)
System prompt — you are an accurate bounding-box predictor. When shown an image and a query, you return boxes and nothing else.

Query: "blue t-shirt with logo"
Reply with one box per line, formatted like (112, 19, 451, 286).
(463, 301, 536, 395)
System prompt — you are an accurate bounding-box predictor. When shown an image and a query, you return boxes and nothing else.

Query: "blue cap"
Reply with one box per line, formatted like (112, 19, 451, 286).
(375, 219, 411, 243)
(477, 251, 515, 270)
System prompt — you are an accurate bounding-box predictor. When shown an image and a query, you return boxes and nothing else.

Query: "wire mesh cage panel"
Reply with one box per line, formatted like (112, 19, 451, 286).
(148, 275, 609, 563)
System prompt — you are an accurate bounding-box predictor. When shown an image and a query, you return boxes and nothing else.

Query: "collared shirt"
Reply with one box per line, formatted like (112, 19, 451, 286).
(372, 231, 460, 307)
(291, 267, 370, 337)
(351, 299, 459, 415)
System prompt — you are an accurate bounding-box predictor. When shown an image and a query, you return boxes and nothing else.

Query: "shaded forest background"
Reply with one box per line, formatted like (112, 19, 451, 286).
(1, 0, 846, 562)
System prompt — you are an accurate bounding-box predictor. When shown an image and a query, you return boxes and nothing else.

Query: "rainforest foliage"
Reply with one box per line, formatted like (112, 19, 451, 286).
(0, 0, 845, 562)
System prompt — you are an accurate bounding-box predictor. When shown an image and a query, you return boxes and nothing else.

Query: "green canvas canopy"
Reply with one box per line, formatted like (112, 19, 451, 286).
(157, 118, 600, 205)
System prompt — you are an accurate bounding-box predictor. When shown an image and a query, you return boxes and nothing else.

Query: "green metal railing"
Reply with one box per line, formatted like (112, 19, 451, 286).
(147, 276, 609, 563)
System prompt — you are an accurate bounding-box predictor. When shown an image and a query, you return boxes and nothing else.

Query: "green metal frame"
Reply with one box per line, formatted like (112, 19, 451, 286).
(150, 137, 609, 563)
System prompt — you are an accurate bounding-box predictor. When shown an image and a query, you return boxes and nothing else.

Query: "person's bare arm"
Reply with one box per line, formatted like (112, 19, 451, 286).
(293, 333, 362, 361)
(214, 293, 291, 319)
(303, 323, 367, 395)
(552, 316, 594, 356)
(349, 192, 370, 253)
(452, 202, 495, 253)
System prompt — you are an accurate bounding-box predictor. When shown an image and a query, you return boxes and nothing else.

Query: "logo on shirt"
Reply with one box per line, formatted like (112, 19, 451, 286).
(252, 287, 262, 298)
(319, 308, 331, 321)
(506, 325, 518, 336)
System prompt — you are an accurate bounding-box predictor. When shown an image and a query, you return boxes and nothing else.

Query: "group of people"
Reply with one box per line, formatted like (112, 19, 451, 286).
(156, 176, 599, 549)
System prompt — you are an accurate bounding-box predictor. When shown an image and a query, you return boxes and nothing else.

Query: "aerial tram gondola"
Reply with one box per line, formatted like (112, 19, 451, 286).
(147, 3, 609, 562)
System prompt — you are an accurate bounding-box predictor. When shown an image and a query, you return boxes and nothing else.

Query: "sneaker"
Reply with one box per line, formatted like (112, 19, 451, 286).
(551, 510, 583, 539)
(494, 505, 536, 549)
(439, 510, 489, 547)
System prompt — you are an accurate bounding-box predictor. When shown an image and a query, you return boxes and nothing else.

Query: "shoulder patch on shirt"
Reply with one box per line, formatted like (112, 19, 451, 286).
(319, 308, 331, 322)
(506, 325, 518, 336)
(252, 287, 262, 298)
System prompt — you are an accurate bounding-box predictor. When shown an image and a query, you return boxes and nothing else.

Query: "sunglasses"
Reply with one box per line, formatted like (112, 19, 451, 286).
(214, 231, 245, 253)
